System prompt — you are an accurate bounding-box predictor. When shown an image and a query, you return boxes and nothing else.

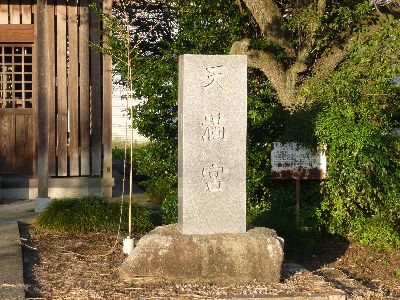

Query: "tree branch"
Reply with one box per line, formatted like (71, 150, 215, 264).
(317, 0, 326, 17)
(242, 0, 295, 57)
(296, 0, 327, 64)
(313, 44, 349, 75)
(229, 38, 250, 55)
(230, 38, 293, 107)
(312, 25, 367, 74)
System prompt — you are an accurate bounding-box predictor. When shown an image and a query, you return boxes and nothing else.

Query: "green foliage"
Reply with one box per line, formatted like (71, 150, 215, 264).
(349, 215, 400, 250)
(102, 0, 400, 250)
(112, 145, 126, 161)
(112, 139, 145, 161)
(249, 39, 287, 61)
(246, 70, 289, 217)
(134, 141, 178, 197)
(125, 0, 280, 213)
(161, 191, 178, 224)
(258, 0, 375, 63)
(129, 0, 253, 142)
(305, 19, 400, 248)
(314, 1, 374, 51)
(36, 196, 155, 234)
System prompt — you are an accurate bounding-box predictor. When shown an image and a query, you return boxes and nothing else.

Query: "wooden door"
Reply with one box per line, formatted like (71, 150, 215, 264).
(0, 44, 35, 175)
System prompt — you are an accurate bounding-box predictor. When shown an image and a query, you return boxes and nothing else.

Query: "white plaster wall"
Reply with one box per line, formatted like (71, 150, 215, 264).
(112, 76, 148, 143)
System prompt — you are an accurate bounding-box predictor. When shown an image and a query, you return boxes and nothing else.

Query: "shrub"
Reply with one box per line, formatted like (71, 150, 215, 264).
(112, 139, 129, 161)
(133, 141, 178, 198)
(348, 215, 400, 250)
(36, 196, 155, 234)
(307, 19, 400, 248)
(161, 191, 178, 224)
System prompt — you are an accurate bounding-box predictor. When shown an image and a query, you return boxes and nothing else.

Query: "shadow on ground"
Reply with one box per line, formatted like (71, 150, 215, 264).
(252, 211, 350, 271)
(19, 222, 42, 299)
(112, 158, 145, 198)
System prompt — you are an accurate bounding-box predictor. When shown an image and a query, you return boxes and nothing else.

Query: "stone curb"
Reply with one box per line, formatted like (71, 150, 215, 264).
(0, 221, 25, 300)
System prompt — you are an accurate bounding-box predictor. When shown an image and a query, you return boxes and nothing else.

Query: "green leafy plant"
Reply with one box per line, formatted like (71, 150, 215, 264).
(306, 19, 400, 248)
(36, 196, 155, 234)
(100, 0, 400, 250)
(112, 139, 145, 161)
(161, 191, 178, 224)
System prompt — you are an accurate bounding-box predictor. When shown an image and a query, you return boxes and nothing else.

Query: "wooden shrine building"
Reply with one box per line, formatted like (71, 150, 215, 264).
(0, 0, 113, 199)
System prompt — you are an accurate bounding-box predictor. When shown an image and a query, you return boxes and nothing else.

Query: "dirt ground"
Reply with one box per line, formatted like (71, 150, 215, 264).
(19, 224, 400, 300)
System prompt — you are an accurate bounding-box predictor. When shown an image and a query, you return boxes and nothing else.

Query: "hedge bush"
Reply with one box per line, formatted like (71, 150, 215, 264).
(36, 196, 155, 234)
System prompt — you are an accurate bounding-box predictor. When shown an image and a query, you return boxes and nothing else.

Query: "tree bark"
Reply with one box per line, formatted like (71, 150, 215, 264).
(242, 0, 294, 57)
(230, 38, 294, 107)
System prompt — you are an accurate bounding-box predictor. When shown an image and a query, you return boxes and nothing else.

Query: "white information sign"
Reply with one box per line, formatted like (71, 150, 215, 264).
(271, 142, 327, 179)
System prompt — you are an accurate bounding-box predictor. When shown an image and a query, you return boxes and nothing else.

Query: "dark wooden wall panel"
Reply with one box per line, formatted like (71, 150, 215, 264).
(79, 0, 90, 176)
(0, 0, 112, 181)
(47, 0, 56, 176)
(15, 114, 34, 174)
(56, 0, 68, 176)
(68, 0, 79, 175)
(0, 114, 15, 172)
(90, 0, 102, 177)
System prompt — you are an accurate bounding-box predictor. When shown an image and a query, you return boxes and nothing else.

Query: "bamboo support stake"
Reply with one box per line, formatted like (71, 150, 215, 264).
(129, 104, 133, 239)
(127, 25, 133, 238)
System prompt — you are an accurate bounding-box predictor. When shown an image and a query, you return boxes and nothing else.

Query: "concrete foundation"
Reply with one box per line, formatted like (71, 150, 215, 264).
(0, 176, 114, 200)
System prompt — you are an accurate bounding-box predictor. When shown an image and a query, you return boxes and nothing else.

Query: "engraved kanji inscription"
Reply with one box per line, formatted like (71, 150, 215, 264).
(202, 113, 225, 141)
(202, 164, 224, 192)
(201, 65, 225, 90)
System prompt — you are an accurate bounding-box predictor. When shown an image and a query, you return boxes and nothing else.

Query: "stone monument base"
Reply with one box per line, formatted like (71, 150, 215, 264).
(119, 224, 284, 284)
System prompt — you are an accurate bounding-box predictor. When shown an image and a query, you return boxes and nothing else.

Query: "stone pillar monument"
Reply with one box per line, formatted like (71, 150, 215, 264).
(178, 54, 247, 235)
(119, 55, 284, 285)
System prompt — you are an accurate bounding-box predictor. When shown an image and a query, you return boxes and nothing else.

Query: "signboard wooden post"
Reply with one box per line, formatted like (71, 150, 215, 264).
(271, 142, 327, 224)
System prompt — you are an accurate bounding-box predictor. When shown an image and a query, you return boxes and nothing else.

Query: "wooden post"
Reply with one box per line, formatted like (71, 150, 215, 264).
(90, 0, 102, 176)
(56, 0, 68, 176)
(68, 0, 79, 175)
(79, 0, 90, 176)
(295, 177, 301, 225)
(47, 0, 56, 176)
(102, 0, 113, 183)
(36, 0, 49, 198)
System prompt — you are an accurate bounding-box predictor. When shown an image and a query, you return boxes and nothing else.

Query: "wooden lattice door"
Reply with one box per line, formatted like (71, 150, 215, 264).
(0, 45, 35, 175)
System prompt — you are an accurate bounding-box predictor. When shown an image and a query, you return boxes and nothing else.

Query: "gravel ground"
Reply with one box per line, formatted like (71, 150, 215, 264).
(20, 225, 400, 299)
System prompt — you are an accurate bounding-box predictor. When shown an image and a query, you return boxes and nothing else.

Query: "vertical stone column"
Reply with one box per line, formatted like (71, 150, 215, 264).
(178, 55, 247, 235)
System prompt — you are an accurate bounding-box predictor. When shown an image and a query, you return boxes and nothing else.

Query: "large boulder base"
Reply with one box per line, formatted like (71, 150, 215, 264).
(119, 224, 284, 284)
